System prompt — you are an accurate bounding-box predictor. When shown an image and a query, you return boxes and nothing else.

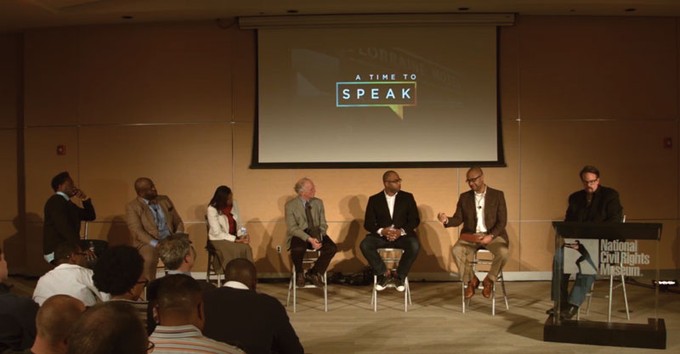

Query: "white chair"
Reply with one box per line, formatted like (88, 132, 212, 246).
(461, 249, 508, 316)
(286, 249, 328, 312)
(578, 215, 630, 322)
(370, 248, 412, 312)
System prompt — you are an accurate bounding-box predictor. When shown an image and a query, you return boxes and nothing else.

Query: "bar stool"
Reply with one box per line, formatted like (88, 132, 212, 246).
(578, 260, 630, 321)
(461, 248, 508, 316)
(578, 215, 629, 322)
(370, 248, 412, 312)
(286, 249, 328, 312)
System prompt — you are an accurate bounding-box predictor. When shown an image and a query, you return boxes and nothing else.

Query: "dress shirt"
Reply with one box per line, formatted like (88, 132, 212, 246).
(33, 264, 109, 306)
(475, 190, 487, 233)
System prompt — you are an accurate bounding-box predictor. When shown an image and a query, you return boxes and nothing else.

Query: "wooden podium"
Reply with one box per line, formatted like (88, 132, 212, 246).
(543, 222, 666, 349)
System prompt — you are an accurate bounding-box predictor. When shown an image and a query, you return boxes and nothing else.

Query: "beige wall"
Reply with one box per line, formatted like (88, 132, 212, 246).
(2, 16, 679, 277)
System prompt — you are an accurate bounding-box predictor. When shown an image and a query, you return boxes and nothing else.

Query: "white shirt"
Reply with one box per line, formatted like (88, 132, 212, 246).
(475, 190, 487, 233)
(33, 263, 110, 306)
(224, 280, 249, 290)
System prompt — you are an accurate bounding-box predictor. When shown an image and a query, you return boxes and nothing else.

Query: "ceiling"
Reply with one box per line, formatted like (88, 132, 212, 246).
(2, 0, 680, 33)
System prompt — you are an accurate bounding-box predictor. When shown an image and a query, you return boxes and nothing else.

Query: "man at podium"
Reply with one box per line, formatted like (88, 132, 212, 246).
(551, 165, 624, 319)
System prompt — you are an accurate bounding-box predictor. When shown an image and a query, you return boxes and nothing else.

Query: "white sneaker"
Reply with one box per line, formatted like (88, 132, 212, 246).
(375, 275, 389, 291)
(395, 278, 405, 292)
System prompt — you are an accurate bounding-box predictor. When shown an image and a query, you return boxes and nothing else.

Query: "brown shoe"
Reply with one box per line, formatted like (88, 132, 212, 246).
(482, 277, 493, 298)
(465, 276, 480, 299)
(306, 271, 324, 287)
(296, 272, 305, 287)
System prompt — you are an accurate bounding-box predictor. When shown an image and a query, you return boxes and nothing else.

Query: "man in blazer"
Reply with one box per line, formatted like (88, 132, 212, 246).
(551, 165, 623, 319)
(203, 259, 304, 354)
(43, 171, 96, 264)
(284, 177, 337, 287)
(126, 177, 184, 281)
(438, 167, 509, 299)
(361, 170, 420, 292)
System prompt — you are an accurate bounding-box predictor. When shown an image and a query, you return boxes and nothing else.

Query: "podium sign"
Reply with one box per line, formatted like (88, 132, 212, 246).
(544, 222, 666, 349)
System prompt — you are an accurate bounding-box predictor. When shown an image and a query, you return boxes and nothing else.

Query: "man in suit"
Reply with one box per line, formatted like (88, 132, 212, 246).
(43, 171, 96, 264)
(126, 177, 184, 281)
(438, 167, 509, 299)
(361, 170, 420, 292)
(203, 259, 304, 354)
(551, 165, 623, 319)
(284, 177, 337, 288)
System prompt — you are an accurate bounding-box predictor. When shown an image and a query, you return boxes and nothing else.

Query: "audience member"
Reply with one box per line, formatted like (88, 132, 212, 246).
(125, 177, 185, 281)
(438, 167, 509, 299)
(92, 245, 148, 328)
(0, 247, 38, 352)
(42, 172, 96, 264)
(285, 177, 337, 288)
(203, 259, 304, 354)
(361, 170, 420, 292)
(551, 165, 623, 319)
(149, 274, 244, 353)
(67, 301, 149, 354)
(33, 242, 109, 307)
(18, 295, 85, 354)
(157, 234, 196, 276)
(206, 186, 253, 271)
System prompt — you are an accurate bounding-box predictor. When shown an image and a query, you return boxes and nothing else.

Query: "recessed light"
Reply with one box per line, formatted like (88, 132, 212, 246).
(624, 8, 636, 12)
(121, 15, 134, 20)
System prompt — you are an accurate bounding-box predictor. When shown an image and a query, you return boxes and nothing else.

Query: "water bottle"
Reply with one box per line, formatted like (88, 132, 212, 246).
(238, 226, 247, 238)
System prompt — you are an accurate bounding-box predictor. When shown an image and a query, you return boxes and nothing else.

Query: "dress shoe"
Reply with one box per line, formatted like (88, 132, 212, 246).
(482, 277, 493, 298)
(295, 272, 305, 287)
(464, 276, 480, 299)
(560, 305, 579, 320)
(546, 303, 569, 315)
(306, 271, 324, 287)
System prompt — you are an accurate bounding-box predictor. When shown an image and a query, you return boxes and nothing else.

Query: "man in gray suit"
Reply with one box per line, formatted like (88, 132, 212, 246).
(285, 178, 337, 288)
(438, 167, 509, 300)
(126, 177, 184, 281)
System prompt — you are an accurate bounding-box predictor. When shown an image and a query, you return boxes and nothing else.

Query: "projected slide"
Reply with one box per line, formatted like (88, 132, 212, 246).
(255, 26, 501, 167)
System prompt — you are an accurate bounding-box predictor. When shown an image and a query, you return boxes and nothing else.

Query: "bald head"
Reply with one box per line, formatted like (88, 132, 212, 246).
(134, 177, 157, 200)
(225, 258, 257, 290)
(37, 295, 85, 346)
(68, 301, 148, 354)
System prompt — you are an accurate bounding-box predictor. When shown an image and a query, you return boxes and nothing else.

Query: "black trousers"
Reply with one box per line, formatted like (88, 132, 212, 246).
(360, 235, 420, 278)
(290, 236, 337, 274)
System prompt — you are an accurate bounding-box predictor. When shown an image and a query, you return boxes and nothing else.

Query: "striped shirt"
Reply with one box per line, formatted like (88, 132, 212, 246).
(150, 324, 244, 354)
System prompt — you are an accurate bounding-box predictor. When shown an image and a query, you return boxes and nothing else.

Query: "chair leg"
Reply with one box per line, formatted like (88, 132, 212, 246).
(621, 274, 630, 320)
(323, 271, 328, 312)
(491, 281, 496, 316)
(286, 266, 294, 309)
(371, 275, 377, 312)
(608, 272, 614, 322)
(403, 277, 409, 312)
(500, 274, 509, 310)
(461, 281, 466, 313)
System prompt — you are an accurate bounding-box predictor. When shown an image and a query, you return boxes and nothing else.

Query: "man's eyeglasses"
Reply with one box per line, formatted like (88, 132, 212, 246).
(386, 179, 402, 184)
(582, 178, 599, 185)
(466, 174, 483, 183)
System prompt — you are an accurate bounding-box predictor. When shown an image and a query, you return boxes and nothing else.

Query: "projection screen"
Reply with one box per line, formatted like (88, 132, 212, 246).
(248, 16, 509, 168)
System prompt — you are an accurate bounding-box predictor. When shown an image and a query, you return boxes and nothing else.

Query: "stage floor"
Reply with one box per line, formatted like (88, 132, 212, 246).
(264, 280, 679, 353)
